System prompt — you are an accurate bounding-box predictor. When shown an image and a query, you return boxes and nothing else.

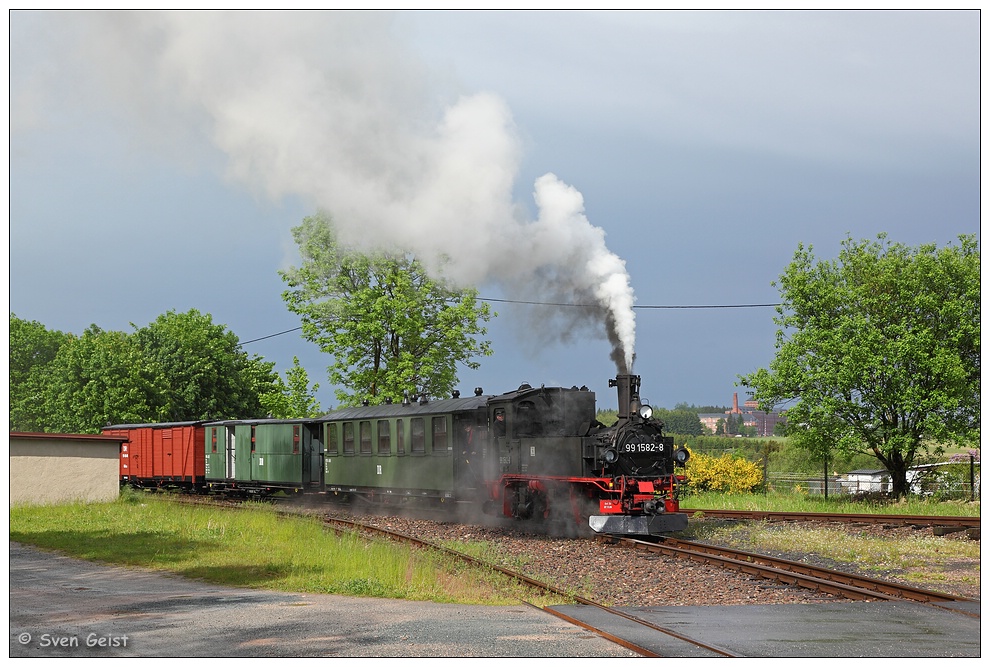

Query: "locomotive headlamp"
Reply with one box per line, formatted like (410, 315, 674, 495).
(674, 447, 690, 464)
(602, 448, 619, 465)
(638, 404, 653, 420)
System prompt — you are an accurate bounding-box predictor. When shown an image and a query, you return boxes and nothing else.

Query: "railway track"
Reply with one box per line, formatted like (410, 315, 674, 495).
(616, 535, 979, 617)
(168, 497, 979, 652)
(322, 515, 739, 657)
(683, 508, 981, 529)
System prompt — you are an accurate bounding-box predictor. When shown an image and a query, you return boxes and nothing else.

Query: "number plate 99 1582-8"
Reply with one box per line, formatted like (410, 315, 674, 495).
(621, 442, 664, 453)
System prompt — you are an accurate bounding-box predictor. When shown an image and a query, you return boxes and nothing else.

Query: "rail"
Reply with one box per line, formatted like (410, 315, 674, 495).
(616, 536, 979, 617)
(681, 509, 981, 528)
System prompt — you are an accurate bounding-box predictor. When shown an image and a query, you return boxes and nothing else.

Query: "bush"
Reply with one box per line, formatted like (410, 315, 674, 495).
(683, 448, 763, 495)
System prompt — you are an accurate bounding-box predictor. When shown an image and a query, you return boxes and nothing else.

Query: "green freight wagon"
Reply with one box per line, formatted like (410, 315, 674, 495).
(204, 419, 323, 494)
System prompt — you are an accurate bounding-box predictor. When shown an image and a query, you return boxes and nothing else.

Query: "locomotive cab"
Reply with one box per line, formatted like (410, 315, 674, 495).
(487, 383, 597, 479)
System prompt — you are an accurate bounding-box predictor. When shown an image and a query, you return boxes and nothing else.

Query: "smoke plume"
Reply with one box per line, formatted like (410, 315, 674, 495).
(20, 11, 636, 370)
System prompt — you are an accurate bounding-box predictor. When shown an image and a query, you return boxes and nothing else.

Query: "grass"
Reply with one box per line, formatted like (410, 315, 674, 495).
(9, 494, 568, 606)
(680, 490, 981, 516)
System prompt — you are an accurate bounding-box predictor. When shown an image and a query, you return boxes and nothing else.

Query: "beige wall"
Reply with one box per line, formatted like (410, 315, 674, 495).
(9, 435, 122, 505)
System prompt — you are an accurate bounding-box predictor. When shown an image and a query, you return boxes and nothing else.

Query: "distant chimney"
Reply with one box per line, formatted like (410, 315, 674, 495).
(731, 392, 741, 414)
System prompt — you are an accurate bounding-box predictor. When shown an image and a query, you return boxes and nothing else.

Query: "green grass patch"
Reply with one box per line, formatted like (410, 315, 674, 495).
(680, 491, 980, 516)
(9, 496, 566, 606)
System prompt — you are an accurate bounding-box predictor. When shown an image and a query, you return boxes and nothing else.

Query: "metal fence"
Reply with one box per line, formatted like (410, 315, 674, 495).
(766, 471, 980, 500)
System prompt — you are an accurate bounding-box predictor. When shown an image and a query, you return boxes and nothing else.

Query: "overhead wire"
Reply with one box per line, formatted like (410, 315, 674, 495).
(240, 298, 780, 345)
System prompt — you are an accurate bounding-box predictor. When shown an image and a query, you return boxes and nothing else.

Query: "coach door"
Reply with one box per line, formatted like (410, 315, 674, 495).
(225, 427, 237, 480)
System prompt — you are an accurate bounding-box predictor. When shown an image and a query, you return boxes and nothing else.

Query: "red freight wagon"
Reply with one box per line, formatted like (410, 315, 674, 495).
(103, 422, 206, 489)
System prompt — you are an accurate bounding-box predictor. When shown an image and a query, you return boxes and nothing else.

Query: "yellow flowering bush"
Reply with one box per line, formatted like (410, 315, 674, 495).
(683, 448, 763, 494)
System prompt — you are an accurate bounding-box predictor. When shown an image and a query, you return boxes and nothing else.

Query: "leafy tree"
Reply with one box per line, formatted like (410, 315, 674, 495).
(654, 407, 703, 435)
(132, 309, 279, 421)
(740, 234, 980, 497)
(42, 325, 156, 433)
(260, 356, 324, 418)
(280, 213, 495, 406)
(9, 314, 70, 431)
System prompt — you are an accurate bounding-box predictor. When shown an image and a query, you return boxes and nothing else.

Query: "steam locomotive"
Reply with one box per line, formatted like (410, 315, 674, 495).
(106, 374, 690, 536)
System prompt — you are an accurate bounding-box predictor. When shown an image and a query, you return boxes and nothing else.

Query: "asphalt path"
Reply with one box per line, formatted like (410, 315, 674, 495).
(8, 542, 632, 658)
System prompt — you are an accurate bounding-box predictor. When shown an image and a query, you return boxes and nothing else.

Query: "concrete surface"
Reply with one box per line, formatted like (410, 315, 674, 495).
(9, 541, 982, 658)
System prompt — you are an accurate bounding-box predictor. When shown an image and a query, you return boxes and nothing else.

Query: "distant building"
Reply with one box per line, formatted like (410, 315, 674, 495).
(698, 392, 786, 437)
(840, 469, 891, 494)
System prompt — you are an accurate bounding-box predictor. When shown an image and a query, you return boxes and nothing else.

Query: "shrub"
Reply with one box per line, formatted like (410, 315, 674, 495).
(683, 448, 763, 495)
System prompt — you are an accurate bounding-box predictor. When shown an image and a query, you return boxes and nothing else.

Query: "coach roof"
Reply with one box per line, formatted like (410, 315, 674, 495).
(320, 395, 490, 422)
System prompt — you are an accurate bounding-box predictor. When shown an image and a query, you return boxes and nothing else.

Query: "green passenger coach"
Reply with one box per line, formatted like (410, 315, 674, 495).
(205, 418, 323, 492)
(320, 395, 490, 502)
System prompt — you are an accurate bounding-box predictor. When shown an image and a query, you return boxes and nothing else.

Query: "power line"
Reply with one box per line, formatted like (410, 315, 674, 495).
(240, 298, 779, 345)
(478, 297, 781, 309)
(241, 327, 303, 345)
(634, 303, 781, 309)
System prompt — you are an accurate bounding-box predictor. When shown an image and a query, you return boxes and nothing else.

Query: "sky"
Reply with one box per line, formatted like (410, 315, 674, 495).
(8, 10, 981, 412)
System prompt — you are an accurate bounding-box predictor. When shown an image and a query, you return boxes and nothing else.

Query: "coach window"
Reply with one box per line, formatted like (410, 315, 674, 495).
(360, 421, 372, 455)
(343, 422, 355, 455)
(211, 428, 218, 453)
(326, 423, 339, 456)
(378, 420, 391, 456)
(411, 418, 426, 454)
(396, 419, 406, 456)
(432, 417, 449, 455)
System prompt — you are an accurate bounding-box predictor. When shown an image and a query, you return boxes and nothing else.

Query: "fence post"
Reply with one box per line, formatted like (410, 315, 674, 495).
(970, 453, 976, 502)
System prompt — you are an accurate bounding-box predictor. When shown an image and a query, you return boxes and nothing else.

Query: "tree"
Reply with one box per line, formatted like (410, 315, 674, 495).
(42, 325, 157, 433)
(654, 407, 703, 435)
(259, 356, 324, 418)
(280, 213, 495, 406)
(740, 234, 980, 497)
(9, 314, 70, 431)
(133, 309, 279, 421)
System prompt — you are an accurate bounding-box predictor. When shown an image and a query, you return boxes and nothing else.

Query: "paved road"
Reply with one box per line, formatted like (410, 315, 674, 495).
(9, 542, 632, 657)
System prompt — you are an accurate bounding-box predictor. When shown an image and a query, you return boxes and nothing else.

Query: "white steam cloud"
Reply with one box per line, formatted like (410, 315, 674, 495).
(18, 11, 636, 371)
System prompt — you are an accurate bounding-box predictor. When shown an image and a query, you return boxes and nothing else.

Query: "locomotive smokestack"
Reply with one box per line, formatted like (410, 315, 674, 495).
(610, 374, 641, 421)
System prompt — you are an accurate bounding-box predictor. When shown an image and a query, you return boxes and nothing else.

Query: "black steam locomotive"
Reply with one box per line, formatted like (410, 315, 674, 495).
(476, 373, 690, 535)
(107, 374, 690, 537)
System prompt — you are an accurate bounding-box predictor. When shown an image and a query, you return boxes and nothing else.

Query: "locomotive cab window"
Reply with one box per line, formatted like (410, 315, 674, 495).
(514, 401, 542, 437)
(493, 408, 506, 436)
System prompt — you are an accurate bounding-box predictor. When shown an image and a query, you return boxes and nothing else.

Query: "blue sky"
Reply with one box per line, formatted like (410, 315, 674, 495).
(8, 10, 981, 411)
